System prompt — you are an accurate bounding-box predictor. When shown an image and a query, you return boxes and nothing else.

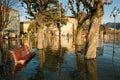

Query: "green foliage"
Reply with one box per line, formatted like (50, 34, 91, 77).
(68, 0, 113, 29)
(28, 22, 36, 32)
(22, 0, 67, 28)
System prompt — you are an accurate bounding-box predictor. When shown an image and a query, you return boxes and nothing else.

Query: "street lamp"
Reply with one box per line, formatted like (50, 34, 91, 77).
(110, 7, 120, 53)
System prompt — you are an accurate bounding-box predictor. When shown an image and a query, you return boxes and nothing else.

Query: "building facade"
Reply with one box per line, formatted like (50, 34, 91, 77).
(20, 21, 31, 34)
(0, 6, 20, 38)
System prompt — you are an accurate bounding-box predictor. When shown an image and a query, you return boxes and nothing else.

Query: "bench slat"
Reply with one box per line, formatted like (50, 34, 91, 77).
(9, 45, 36, 65)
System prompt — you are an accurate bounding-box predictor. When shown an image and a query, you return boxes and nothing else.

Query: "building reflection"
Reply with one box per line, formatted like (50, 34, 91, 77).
(43, 34, 75, 52)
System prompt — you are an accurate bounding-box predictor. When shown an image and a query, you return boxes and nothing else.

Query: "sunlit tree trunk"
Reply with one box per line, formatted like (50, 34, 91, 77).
(75, 28, 83, 52)
(68, 0, 112, 59)
(75, 22, 87, 53)
(75, 28, 82, 45)
(37, 27, 44, 49)
(85, 13, 103, 59)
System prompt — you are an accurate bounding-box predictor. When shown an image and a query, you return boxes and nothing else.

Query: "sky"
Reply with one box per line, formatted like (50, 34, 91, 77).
(17, 0, 120, 24)
(102, 0, 120, 24)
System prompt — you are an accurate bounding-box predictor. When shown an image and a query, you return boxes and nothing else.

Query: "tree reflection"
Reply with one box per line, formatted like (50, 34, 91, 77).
(0, 35, 74, 80)
(75, 53, 85, 80)
(0, 37, 37, 79)
(35, 46, 67, 80)
(37, 49, 45, 80)
(75, 48, 98, 80)
(0, 39, 20, 80)
(85, 59, 98, 80)
(44, 47, 67, 71)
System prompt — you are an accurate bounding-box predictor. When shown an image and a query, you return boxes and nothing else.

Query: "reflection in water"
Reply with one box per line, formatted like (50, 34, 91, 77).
(75, 53, 85, 80)
(34, 49, 45, 80)
(13, 64, 25, 74)
(112, 51, 117, 80)
(85, 59, 98, 80)
(34, 47, 67, 80)
(75, 51, 98, 80)
(0, 37, 38, 80)
(1, 35, 120, 80)
(0, 36, 98, 80)
(0, 35, 73, 79)
(44, 47, 66, 71)
(112, 60, 116, 80)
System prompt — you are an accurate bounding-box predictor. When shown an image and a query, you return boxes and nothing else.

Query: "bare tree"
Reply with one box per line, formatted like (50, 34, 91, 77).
(0, 0, 19, 30)
(0, 0, 19, 66)
(68, 0, 90, 52)
(68, 0, 113, 59)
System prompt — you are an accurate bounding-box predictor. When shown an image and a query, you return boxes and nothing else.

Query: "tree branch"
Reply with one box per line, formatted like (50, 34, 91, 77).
(68, 0, 76, 15)
(103, 0, 113, 5)
(81, 0, 92, 10)
(76, 0, 81, 12)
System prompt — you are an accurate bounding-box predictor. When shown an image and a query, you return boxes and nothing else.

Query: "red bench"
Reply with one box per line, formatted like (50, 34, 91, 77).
(9, 45, 36, 65)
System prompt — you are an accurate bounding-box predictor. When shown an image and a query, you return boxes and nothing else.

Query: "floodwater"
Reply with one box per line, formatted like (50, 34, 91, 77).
(0, 36, 120, 80)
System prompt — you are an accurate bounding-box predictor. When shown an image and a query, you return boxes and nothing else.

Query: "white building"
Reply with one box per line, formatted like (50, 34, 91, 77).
(20, 21, 31, 34)
(61, 16, 77, 36)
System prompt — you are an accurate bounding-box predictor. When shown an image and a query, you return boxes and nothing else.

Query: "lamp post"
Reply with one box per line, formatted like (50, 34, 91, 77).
(110, 7, 120, 53)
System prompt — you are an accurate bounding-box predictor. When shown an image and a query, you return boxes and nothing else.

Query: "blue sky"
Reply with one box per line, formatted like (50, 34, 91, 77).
(103, 0, 120, 24)
(18, 0, 120, 24)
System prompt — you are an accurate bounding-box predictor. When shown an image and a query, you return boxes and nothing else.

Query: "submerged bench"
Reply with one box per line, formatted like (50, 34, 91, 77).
(9, 45, 36, 65)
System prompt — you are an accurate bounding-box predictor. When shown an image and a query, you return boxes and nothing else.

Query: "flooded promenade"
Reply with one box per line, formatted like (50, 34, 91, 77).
(0, 35, 120, 80)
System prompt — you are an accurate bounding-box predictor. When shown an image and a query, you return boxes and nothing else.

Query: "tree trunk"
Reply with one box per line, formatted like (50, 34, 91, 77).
(75, 28, 83, 52)
(75, 28, 83, 46)
(84, 0, 106, 59)
(37, 27, 44, 49)
(58, 27, 61, 49)
(85, 16, 102, 59)
(75, 22, 87, 53)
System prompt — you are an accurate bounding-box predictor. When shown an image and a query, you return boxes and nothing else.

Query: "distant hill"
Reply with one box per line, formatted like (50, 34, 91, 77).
(105, 22, 120, 29)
